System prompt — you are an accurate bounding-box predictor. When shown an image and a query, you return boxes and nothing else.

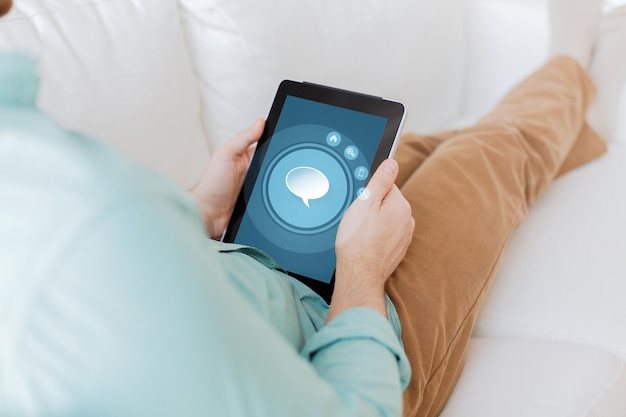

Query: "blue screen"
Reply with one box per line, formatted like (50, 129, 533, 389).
(233, 95, 388, 283)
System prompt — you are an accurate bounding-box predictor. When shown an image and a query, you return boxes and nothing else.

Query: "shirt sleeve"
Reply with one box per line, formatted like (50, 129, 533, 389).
(2, 192, 408, 417)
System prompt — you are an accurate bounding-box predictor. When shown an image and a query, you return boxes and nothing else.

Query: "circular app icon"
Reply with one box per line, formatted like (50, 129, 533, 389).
(354, 166, 369, 181)
(326, 131, 342, 147)
(344, 145, 359, 160)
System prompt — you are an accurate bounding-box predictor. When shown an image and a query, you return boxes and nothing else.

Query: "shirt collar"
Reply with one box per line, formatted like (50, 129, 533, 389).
(0, 51, 39, 107)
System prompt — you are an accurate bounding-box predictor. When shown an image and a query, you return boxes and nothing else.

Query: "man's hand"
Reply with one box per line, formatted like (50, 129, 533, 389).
(327, 159, 415, 322)
(190, 119, 264, 239)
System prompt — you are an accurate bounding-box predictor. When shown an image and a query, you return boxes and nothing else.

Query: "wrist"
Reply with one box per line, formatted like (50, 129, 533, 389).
(327, 278, 387, 323)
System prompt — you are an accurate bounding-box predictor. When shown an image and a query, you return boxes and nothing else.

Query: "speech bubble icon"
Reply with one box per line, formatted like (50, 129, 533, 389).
(285, 166, 330, 208)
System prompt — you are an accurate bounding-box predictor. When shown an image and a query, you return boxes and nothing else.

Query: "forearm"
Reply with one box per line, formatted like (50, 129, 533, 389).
(327, 267, 387, 323)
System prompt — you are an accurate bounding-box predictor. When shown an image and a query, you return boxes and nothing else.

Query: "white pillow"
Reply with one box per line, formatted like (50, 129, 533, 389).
(0, 0, 208, 187)
(178, 0, 468, 148)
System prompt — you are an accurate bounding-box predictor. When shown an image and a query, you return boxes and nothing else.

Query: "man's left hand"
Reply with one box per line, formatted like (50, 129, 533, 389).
(190, 119, 264, 239)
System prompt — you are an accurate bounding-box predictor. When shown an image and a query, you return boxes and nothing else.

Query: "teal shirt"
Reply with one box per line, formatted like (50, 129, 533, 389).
(0, 53, 410, 416)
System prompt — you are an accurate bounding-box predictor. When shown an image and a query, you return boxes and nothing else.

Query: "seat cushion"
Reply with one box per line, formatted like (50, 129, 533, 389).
(473, 143, 626, 359)
(441, 338, 626, 417)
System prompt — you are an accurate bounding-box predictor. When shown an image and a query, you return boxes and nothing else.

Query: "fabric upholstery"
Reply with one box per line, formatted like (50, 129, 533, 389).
(0, 0, 208, 187)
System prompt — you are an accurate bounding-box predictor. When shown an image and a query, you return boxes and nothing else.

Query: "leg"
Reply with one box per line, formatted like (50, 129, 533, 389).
(386, 57, 596, 417)
(394, 88, 606, 189)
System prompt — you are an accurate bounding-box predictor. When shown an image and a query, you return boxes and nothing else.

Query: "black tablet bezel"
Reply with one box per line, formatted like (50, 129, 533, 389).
(223, 80, 405, 303)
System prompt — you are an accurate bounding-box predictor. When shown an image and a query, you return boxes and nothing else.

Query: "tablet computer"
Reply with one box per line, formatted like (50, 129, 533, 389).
(223, 80, 406, 303)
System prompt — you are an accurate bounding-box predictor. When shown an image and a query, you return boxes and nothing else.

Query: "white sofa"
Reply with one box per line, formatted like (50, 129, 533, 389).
(1, 0, 625, 415)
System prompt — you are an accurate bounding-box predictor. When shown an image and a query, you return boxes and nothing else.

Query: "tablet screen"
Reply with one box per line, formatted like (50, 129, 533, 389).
(224, 81, 405, 298)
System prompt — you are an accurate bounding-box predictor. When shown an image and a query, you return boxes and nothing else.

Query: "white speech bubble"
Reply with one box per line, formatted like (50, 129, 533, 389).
(285, 166, 330, 207)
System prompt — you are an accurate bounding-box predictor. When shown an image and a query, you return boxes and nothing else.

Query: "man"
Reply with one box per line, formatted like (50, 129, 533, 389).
(1, 0, 624, 416)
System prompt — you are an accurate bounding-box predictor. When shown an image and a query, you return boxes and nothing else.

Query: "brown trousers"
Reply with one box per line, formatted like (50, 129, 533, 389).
(387, 57, 607, 417)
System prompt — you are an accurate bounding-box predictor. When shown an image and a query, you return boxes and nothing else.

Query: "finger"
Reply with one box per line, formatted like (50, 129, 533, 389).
(364, 159, 398, 204)
(223, 118, 265, 155)
(245, 142, 257, 160)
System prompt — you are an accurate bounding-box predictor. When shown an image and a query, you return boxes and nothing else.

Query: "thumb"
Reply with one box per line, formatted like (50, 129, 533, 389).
(363, 159, 398, 203)
(223, 118, 265, 155)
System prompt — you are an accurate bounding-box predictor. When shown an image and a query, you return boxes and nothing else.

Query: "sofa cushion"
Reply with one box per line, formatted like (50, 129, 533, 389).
(616, 86, 626, 143)
(0, 0, 208, 187)
(456, 0, 626, 361)
(441, 338, 626, 417)
(460, 0, 550, 124)
(178, 0, 468, 148)
(473, 143, 626, 360)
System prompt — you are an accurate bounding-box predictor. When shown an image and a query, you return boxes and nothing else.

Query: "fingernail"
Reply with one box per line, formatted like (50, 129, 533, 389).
(382, 159, 397, 174)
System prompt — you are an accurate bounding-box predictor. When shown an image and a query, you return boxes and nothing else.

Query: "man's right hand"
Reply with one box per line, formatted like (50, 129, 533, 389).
(327, 159, 415, 323)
